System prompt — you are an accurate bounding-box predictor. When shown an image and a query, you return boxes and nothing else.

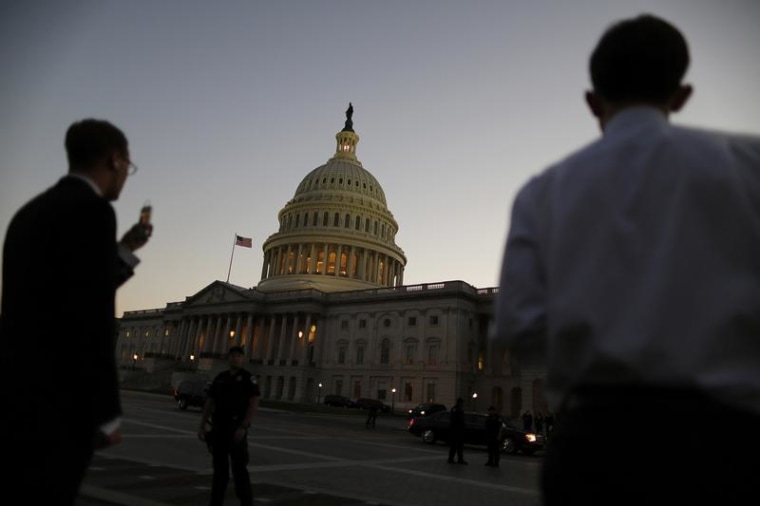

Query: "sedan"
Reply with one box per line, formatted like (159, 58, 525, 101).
(407, 410, 545, 455)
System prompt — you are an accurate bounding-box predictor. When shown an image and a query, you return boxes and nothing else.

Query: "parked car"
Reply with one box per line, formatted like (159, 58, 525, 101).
(323, 394, 356, 408)
(407, 403, 447, 419)
(172, 379, 210, 410)
(354, 398, 391, 413)
(407, 410, 545, 455)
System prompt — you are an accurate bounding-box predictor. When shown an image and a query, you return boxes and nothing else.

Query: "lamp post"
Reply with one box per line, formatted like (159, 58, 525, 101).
(391, 388, 396, 415)
(318, 382, 323, 404)
(472, 392, 478, 412)
(132, 353, 138, 370)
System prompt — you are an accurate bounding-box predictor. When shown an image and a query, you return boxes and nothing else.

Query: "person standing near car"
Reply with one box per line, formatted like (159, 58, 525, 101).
(489, 13, 760, 505)
(365, 403, 379, 428)
(447, 397, 467, 464)
(198, 346, 260, 506)
(484, 406, 502, 468)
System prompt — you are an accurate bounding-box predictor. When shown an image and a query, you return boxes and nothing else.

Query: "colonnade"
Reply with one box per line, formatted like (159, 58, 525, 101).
(167, 311, 320, 367)
(260, 242, 404, 287)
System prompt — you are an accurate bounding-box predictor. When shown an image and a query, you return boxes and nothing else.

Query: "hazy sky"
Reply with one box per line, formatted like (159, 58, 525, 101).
(2, 1, 759, 317)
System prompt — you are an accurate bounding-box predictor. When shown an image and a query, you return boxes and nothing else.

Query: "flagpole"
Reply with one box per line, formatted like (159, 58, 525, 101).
(226, 234, 236, 283)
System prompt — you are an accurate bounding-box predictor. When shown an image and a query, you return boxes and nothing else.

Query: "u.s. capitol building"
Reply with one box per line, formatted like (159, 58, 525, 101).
(117, 105, 547, 419)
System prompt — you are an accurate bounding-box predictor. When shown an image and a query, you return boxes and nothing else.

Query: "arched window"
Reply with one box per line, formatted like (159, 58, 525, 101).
(323, 212, 329, 226)
(333, 212, 340, 227)
(344, 213, 350, 228)
(355, 216, 361, 230)
(312, 212, 318, 226)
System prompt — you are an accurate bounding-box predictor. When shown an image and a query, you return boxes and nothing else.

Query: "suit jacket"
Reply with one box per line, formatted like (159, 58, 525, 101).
(0, 176, 133, 441)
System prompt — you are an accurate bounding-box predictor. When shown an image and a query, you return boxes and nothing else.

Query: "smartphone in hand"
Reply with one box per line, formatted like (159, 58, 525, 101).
(140, 200, 152, 226)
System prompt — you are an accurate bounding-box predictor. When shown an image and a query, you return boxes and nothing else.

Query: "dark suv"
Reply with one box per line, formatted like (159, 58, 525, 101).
(407, 410, 545, 455)
(172, 379, 210, 410)
(323, 394, 356, 408)
(407, 403, 447, 419)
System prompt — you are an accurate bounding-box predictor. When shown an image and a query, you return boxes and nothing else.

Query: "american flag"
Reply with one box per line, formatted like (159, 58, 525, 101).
(235, 235, 252, 248)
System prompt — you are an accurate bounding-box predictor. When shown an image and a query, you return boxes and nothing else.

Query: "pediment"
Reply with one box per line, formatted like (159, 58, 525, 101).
(184, 281, 251, 307)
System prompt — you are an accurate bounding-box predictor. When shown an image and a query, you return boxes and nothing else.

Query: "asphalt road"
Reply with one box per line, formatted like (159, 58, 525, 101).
(77, 390, 543, 506)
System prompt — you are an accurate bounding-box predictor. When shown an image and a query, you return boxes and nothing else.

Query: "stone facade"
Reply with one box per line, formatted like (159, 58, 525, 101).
(116, 106, 549, 420)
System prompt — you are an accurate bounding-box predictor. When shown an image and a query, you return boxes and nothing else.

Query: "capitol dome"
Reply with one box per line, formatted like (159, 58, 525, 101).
(257, 104, 407, 293)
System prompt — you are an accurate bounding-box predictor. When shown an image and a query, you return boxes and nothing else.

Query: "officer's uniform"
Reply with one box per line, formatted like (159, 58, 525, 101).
(207, 367, 260, 506)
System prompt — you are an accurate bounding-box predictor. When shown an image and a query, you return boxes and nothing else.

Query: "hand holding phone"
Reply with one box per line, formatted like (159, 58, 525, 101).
(140, 200, 152, 226)
(120, 201, 153, 251)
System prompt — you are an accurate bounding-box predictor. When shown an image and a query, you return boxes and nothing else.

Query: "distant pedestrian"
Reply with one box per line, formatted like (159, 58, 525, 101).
(484, 406, 502, 467)
(535, 411, 545, 435)
(447, 397, 467, 464)
(544, 412, 555, 436)
(198, 346, 260, 506)
(522, 410, 533, 432)
(365, 404, 379, 428)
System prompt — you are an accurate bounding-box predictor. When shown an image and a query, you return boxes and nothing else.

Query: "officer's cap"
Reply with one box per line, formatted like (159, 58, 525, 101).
(228, 346, 245, 355)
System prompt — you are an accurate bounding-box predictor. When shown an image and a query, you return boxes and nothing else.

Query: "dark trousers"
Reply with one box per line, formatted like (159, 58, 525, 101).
(209, 429, 252, 506)
(486, 438, 500, 466)
(541, 386, 760, 506)
(448, 434, 465, 462)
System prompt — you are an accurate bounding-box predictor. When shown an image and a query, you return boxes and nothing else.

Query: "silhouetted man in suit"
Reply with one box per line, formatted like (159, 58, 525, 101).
(0, 118, 153, 505)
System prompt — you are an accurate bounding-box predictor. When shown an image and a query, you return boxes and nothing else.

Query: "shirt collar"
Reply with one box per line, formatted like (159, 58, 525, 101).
(66, 173, 103, 197)
(603, 106, 670, 138)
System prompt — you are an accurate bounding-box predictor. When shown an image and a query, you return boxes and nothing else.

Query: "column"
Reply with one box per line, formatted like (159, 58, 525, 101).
(301, 313, 313, 365)
(201, 316, 213, 354)
(211, 316, 222, 355)
(276, 314, 288, 362)
(245, 313, 254, 351)
(234, 313, 243, 347)
(308, 244, 316, 274)
(264, 315, 276, 363)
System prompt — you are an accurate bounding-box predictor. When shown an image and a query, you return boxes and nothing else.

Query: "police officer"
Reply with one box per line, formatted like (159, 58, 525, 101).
(198, 346, 260, 506)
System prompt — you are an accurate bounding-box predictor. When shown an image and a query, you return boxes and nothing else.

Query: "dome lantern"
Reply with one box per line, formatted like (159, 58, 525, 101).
(333, 102, 359, 162)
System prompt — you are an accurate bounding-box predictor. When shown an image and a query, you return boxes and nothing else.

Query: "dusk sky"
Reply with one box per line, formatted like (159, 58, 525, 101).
(2, 1, 759, 317)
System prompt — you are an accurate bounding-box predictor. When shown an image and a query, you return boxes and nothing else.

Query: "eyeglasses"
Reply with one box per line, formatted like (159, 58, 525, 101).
(127, 161, 138, 176)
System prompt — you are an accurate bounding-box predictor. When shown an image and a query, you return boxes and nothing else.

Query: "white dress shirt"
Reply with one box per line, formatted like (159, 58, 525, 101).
(490, 106, 760, 414)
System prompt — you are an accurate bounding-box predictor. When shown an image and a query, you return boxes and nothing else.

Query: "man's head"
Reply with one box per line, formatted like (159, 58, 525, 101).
(228, 346, 245, 370)
(65, 118, 132, 201)
(586, 14, 692, 127)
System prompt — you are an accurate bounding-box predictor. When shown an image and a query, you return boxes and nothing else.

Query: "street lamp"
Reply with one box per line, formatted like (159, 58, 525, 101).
(391, 388, 397, 415)
(318, 382, 323, 404)
(472, 392, 478, 412)
(132, 353, 139, 370)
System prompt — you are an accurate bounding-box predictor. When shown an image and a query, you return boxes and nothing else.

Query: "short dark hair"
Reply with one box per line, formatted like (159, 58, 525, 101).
(589, 14, 689, 103)
(65, 118, 128, 170)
